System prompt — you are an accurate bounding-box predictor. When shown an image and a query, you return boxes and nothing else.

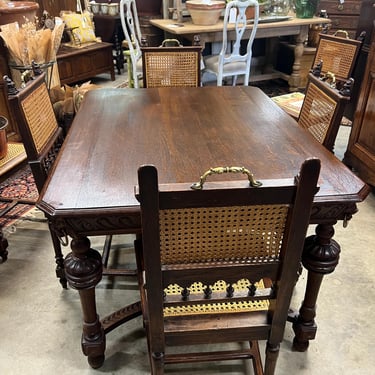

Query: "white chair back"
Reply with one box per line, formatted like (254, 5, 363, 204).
(120, 0, 143, 88)
(204, 0, 259, 86)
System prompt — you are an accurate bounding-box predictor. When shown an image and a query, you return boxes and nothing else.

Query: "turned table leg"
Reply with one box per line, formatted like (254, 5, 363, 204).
(288, 25, 309, 92)
(292, 223, 341, 351)
(64, 236, 105, 368)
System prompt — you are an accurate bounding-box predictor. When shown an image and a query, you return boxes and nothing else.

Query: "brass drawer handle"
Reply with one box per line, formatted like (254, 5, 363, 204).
(191, 166, 262, 190)
(337, 4, 344, 10)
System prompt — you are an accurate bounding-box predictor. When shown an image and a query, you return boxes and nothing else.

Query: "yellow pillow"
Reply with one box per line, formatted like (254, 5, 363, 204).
(61, 11, 97, 45)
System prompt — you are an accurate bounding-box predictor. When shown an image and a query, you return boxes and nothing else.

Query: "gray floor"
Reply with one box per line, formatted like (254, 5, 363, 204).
(1, 74, 374, 374)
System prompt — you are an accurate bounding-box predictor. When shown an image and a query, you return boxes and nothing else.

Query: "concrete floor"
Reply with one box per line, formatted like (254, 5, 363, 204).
(0, 76, 374, 374)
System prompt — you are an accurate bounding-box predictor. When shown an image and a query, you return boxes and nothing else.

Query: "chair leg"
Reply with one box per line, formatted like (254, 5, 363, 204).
(249, 341, 264, 375)
(264, 342, 280, 375)
(0, 229, 9, 262)
(150, 351, 165, 375)
(101, 235, 112, 268)
(48, 223, 67, 289)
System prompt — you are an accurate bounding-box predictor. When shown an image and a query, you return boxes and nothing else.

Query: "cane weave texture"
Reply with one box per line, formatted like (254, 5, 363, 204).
(163, 279, 269, 316)
(313, 39, 359, 80)
(159, 205, 289, 265)
(143, 50, 200, 88)
(21, 84, 58, 154)
(0, 143, 26, 169)
(298, 82, 336, 144)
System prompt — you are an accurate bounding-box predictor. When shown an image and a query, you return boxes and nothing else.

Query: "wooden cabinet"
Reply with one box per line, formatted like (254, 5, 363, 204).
(57, 42, 115, 85)
(318, 0, 362, 39)
(344, 21, 375, 186)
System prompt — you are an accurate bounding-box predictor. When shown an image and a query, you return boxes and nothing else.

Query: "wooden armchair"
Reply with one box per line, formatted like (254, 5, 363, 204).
(142, 43, 202, 88)
(135, 159, 321, 374)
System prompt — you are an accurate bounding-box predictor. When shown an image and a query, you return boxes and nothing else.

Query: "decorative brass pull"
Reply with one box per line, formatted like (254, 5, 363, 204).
(334, 30, 349, 38)
(161, 38, 181, 47)
(191, 166, 262, 190)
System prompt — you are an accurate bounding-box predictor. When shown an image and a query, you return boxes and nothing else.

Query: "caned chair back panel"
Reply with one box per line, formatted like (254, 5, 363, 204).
(298, 73, 350, 152)
(135, 160, 321, 374)
(142, 46, 201, 88)
(7, 73, 64, 192)
(20, 82, 59, 156)
(160, 205, 288, 265)
(312, 33, 361, 81)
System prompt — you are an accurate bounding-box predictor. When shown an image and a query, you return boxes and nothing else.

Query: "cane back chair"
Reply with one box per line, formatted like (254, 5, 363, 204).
(142, 41, 202, 88)
(204, 0, 259, 86)
(135, 159, 321, 374)
(6, 73, 136, 287)
(297, 72, 352, 153)
(312, 31, 362, 82)
(272, 31, 363, 119)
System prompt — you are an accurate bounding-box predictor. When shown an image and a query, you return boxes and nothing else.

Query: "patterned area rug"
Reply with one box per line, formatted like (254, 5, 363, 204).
(0, 165, 39, 229)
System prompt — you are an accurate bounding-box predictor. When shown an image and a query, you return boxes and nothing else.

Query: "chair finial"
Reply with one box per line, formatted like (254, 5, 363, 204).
(339, 77, 354, 97)
(311, 60, 323, 77)
(31, 61, 43, 76)
(3, 75, 18, 96)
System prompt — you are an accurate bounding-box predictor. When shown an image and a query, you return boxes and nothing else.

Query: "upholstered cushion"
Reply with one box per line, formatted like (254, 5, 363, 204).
(61, 11, 97, 45)
(204, 55, 247, 74)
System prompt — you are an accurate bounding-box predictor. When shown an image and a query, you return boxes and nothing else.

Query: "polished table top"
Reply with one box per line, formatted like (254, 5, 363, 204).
(38, 86, 369, 227)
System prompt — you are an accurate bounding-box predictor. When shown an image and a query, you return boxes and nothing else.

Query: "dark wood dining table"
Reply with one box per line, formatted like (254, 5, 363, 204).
(37, 86, 370, 368)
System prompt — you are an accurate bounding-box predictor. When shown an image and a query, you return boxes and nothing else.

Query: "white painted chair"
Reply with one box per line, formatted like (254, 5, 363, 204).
(120, 0, 143, 88)
(204, 0, 259, 86)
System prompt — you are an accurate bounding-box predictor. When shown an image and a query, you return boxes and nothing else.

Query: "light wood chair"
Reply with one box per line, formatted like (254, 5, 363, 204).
(297, 73, 352, 152)
(6, 72, 136, 286)
(204, 0, 259, 86)
(120, 0, 144, 88)
(135, 159, 321, 374)
(142, 41, 202, 88)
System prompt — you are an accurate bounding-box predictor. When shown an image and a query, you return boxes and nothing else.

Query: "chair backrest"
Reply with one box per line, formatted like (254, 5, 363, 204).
(298, 73, 351, 152)
(120, 0, 143, 88)
(141, 43, 202, 88)
(312, 32, 362, 82)
(135, 159, 320, 374)
(6, 73, 64, 192)
(218, 0, 259, 85)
